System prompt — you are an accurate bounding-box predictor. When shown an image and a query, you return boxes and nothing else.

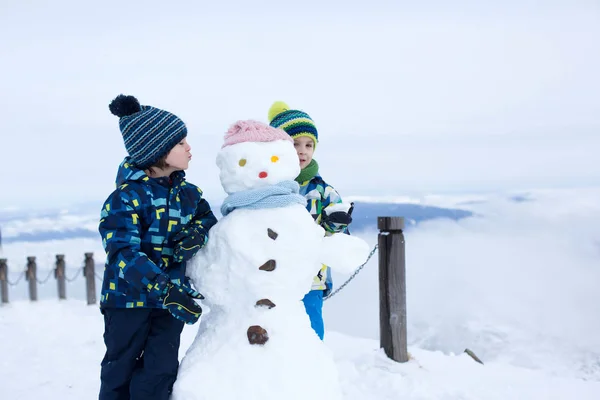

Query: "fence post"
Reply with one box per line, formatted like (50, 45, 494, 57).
(0, 259, 8, 304)
(84, 252, 96, 305)
(26, 256, 38, 301)
(55, 254, 66, 300)
(378, 216, 408, 363)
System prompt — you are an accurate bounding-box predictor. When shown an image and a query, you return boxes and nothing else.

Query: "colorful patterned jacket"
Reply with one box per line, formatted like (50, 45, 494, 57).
(98, 158, 217, 309)
(298, 175, 349, 293)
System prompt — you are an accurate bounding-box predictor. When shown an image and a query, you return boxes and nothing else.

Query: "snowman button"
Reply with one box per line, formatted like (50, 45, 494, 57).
(259, 259, 276, 271)
(247, 325, 269, 345)
(255, 299, 276, 309)
(267, 228, 278, 240)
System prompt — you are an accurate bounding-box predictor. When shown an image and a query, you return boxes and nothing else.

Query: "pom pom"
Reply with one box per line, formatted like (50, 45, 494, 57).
(268, 101, 289, 123)
(109, 94, 142, 117)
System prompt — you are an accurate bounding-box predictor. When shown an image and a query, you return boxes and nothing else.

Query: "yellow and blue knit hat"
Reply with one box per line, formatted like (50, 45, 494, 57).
(109, 94, 187, 169)
(268, 101, 318, 146)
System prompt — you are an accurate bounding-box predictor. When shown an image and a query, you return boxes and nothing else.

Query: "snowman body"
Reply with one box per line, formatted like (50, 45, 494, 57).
(172, 124, 369, 400)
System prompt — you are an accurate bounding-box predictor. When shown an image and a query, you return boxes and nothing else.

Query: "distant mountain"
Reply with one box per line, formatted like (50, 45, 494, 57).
(4, 228, 100, 243)
(348, 201, 474, 232)
(0, 201, 474, 244)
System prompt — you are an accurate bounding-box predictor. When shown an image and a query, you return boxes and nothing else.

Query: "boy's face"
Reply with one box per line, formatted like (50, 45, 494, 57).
(165, 138, 192, 171)
(293, 136, 315, 169)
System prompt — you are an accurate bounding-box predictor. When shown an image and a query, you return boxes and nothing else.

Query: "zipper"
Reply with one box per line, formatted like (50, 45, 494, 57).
(159, 180, 173, 270)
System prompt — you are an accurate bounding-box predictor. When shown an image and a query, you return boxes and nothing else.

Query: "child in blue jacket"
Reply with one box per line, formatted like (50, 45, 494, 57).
(268, 101, 353, 340)
(98, 95, 217, 400)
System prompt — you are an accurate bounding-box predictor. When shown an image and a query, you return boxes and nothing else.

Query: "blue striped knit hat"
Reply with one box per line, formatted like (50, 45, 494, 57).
(268, 101, 318, 146)
(109, 94, 187, 169)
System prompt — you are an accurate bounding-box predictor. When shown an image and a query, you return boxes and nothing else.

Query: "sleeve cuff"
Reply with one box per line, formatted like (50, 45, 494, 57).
(147, 273, 170, 301)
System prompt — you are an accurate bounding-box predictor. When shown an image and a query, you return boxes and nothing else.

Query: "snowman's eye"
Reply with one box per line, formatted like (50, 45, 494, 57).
(271, 156, 279, 163)
(238, 159, 247, 167)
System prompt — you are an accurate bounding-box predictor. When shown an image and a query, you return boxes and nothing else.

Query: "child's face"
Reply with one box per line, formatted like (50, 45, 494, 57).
(293, 136, 315, 169)
(165, 138, 192, 171)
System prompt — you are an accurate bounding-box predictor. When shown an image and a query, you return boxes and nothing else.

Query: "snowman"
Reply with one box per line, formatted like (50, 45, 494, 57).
(172, 120, 370, 400)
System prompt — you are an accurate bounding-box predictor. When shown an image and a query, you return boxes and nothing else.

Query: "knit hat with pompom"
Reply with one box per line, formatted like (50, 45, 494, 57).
(109, 94, 187, 169)
(267, 101, 318, 146)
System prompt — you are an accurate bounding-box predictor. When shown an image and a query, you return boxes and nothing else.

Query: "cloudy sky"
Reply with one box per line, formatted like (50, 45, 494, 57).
(1, 0, 599, 208)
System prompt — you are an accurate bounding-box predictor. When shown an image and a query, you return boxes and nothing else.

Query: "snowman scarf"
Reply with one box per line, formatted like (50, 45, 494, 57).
(220, 180, 306, 217)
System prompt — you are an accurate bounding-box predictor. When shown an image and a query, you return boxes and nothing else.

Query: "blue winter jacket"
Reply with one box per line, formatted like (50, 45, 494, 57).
(298, 175, 349, 293)
(98, 158, 217, 309)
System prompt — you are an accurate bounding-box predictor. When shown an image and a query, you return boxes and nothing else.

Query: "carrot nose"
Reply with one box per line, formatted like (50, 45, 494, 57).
(259, 171, 268, 179)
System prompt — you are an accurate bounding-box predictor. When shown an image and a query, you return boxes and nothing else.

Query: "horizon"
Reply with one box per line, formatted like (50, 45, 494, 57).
(2, 184, 600, 394)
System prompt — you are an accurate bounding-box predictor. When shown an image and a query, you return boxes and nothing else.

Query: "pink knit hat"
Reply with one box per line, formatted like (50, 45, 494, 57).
(222, 120, 292, 148)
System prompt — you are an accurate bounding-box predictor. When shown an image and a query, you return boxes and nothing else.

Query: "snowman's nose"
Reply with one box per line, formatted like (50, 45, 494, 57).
(259, 171, 268, 179)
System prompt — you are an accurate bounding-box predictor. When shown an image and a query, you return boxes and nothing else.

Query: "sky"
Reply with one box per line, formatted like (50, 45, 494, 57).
(0, 0, 599, 209)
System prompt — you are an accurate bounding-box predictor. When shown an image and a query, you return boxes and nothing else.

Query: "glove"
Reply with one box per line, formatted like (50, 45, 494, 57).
(325, 211, 352, 225)
(181, 278, 205, 300)
(147, 273, 170, 302)
(323, 202, 354, 225)
(172, 225, 207, 263)
(163, 283, 203, 325)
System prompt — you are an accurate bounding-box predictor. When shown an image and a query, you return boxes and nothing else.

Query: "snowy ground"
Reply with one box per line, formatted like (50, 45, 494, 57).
(1, 188, 600, 399)
(1, 300, 599, 400)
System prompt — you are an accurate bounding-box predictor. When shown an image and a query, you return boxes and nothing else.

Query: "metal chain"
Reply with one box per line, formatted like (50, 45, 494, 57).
(65, 266, 84, 282)
(36, 269, 55, 284)
(324, 244, 379, 301)
(7, 270, 26, 286)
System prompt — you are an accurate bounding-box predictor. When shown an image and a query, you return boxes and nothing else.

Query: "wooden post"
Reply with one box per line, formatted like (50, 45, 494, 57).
(378, 217, 408, 363)
(84, 252, 96, 305)
(26, 256, 38, 301)
(55, 254, 66, 300)
(0, 259, 8, 304)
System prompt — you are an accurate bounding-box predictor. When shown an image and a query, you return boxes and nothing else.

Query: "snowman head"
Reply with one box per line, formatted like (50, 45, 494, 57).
(217, 120, 301, 194)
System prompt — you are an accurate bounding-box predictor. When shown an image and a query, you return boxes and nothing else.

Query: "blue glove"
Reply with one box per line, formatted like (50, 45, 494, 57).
(172, 225, 207, 263)
(181, 278, 205, 300)
(163, 283, 203, 325)
(146, 273, 170, 302)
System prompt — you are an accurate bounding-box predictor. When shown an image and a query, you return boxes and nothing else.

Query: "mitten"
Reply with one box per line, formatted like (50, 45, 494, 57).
(325, 211, 353, 225)
(181, 278, 205, 300)
(146, 273, 171, 302)
(172, 225, 207, 263)
(323, 202, 354, 225)
(163, 283, 203, 325)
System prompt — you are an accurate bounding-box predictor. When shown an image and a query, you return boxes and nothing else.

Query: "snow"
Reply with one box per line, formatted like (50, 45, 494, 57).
(174, 204, 369, 399)
(1, 188, 600, 398)
(216, 136, 299, 194)
(325, 188, 600, 382)
(1, 300, 599, 399)
(171, 122, 372, 399)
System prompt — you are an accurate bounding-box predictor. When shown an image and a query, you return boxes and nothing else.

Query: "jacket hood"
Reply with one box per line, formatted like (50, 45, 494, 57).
(114, 157, 185, 187)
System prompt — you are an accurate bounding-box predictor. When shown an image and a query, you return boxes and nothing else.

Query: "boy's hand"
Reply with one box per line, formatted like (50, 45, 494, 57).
(147, 273, 171, 302)
(181, 279, 205, 300)
(163, 283, 203, 325)
(172, 226, 207, 263)
(323, 202, 354, 225)
(324, 211, 352, 225)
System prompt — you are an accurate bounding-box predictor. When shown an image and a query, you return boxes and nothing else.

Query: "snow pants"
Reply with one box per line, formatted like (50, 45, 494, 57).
(99, 308, 184, 400)
(302, 289, 325, 340)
